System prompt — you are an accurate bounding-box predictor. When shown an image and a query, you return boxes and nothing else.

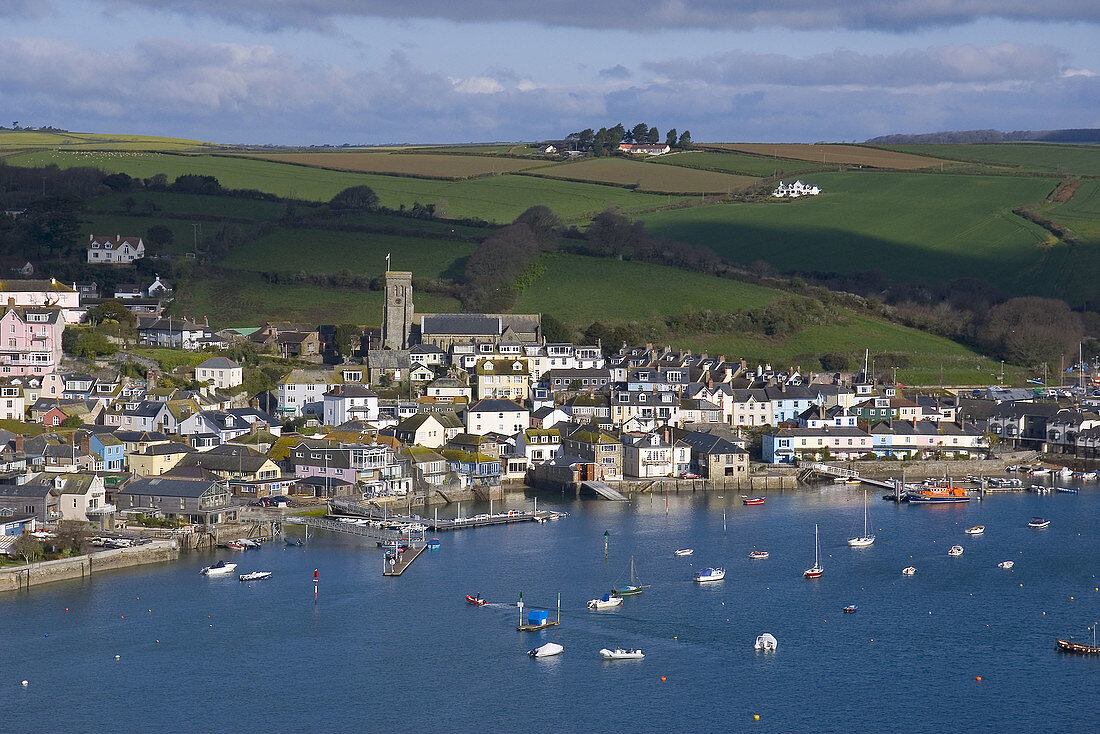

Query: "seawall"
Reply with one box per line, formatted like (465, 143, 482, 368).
(0, 539, 179, 593)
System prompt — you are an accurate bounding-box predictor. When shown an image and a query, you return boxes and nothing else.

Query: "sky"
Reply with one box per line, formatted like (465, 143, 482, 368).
(2, 1, 1098, 145)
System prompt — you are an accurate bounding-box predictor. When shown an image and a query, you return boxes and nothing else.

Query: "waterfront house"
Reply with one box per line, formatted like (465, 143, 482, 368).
(399, 445, 452, 490)
(763, 426, 873, 464)
(439, 449, 501, 488)
(394, 413, 449, 449)
(174, 444, 281, 483)
(611, 389, 680, 431)
(562, 427, 622, 481)
(517, 428, 562, 464)
(118, 476, 237, 524)
(0, 482, 60, 523)
(621, 430, 691, 478)
(30, 473, 108, 523)
(672, 428, 749, 478)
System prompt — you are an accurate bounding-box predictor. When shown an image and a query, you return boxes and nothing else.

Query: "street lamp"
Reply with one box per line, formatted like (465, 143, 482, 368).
(1000, 361, 1004, 385)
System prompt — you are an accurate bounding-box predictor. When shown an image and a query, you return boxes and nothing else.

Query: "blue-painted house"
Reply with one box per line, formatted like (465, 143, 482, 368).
(439, 449, 500, 487)
(88, 432, 125, 471)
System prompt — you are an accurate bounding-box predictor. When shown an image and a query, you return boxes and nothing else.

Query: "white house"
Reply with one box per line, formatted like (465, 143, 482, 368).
(465, 398, 529, 436)
(322, 385, 379, 426)
(618, 143, 671, 155)
(87, 234, 145, 264)
(195, 357, 243, 389)
(773, 180, 821, 198)
(277, 370, 332, 418)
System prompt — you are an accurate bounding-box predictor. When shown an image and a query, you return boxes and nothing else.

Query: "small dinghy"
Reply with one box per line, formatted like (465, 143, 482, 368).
(529, 642, 563, 658)
(426, 538, 441, 548)
(239, 571, 271, 582)
(673, 548, 694, 557)
(742, 496, 766, 505)
(843, 605, 858, 614)
(693, 567, 725, 583)
(965, 526, 984, 535)
(998, 561, 1014, 569)
(465, 594, 488, 606)
(948, 545, 964, 557)
(588, 594, 623, 610)
(754, 633, 778, 651)
(749, 550, 769, 560)
(236, 538, 260, 548)
(200, 560, 237, 576)
(283, 536, 304, 546)
(902, 566, 917, 576)
(1055, 486, 1078, 494)
(1028, 517, 1051, 529)
(599, 648, 644, 660)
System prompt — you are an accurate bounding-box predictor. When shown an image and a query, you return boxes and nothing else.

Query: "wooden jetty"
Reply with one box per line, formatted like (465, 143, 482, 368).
(518, 618, 560, 632)
(383, 544, 425, 577)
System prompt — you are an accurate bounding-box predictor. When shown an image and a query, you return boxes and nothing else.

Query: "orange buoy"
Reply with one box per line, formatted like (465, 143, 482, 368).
(660, 677, 666, 682)
(976, 676, 982, 682)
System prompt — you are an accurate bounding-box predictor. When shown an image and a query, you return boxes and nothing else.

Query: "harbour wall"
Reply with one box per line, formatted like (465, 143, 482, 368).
(818, 457, 1030, 480)
(0, 540, 179, 594)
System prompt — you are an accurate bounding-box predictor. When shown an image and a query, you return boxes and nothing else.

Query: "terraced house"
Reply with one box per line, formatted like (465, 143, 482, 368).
(476, 358, 531, 400)
(0, 305, 64, 376)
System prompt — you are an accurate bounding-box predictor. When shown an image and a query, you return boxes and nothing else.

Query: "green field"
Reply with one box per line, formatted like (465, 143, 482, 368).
(643, 171, 1061, 297)
(81, 214, 248, 256)
(221, 229, 474, 278)
(1047, 178, 1100, 242)
(874, 143, 1100, 176)
(12, 150, 675, 222)
(512, 253, 782, 321)
(0, 130, 220, 152)
(527, 157, 756, 194)
(240, 151, 547, 178)
(653, 151, 831, 177)
(175, 270, 461, 327)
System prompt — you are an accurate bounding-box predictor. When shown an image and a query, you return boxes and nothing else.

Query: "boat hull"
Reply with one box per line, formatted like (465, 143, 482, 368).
(1056, 639, 1100, 655)
(803, 568, 823, 579)
(907, 495, 971, 504)
(847, 537, 875, 547)
(600, 648, 644, 660)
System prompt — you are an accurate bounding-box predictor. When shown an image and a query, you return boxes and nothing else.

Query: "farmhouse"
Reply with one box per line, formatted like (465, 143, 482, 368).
(87, 235, 145, 264)
(618, 143, 671, 156)
(773, 180, 821, 198)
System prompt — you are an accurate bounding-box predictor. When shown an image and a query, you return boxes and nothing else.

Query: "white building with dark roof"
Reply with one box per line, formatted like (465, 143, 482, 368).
(195, 357, 243, 389)
(87, 234, 145, 264)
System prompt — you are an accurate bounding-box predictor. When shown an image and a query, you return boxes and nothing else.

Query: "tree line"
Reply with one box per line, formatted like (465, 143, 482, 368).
(564, 124, 692, 156)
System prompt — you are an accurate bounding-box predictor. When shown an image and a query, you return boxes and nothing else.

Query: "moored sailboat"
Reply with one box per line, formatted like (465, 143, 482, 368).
(613, 556, 649, 596)
(847, 491, 875, 547)
(804, 525, 823, 579)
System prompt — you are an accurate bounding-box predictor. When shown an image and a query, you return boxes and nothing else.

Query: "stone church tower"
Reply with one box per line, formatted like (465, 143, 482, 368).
(382, 270, 414, 349)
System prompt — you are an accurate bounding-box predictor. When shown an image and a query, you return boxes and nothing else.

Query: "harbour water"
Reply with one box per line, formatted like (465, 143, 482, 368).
(3, 481, 1098, 732)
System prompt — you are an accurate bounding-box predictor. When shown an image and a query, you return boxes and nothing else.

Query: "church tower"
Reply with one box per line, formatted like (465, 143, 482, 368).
(382, 270, 413, 349)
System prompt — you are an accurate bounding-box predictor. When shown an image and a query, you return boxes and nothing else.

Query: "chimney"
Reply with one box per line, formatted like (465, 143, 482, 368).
(14, 434, 25, 453)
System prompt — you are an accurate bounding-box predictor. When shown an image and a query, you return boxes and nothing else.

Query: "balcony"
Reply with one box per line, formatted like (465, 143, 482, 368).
(86, 503, 117, 516)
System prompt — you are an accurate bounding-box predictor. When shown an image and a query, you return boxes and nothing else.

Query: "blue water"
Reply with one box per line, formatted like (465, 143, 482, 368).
(3, 483, 1099, 733)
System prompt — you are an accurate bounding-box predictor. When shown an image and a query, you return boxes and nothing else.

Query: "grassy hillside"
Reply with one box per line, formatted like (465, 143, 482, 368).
(239, 152, 546, 178)
(220, 229, 475, 278)
(11, 150, 675, 222)
(873, 143, 1100, 176)
(525, 157, 756, 194)
(643, 171, 1060, 297)
(701, 144, 951, 170)
(0, 130, 221, 152)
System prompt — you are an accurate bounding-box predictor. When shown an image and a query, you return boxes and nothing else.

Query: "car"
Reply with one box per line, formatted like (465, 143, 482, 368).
(679, 473, 701, 479)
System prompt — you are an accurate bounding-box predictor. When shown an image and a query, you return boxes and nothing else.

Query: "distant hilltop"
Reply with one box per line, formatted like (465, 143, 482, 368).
(866, 128, 1100, 144)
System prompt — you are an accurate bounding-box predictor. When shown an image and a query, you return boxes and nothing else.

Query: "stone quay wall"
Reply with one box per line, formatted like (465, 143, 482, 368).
(0, 539, 179, 594)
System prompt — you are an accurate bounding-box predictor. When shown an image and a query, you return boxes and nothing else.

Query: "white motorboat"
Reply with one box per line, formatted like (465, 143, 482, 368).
(965, 525, 985, 535)
(948, 545, 964, 557)
(693, 567, 725, 583)
(902, 566, 917, 576)
(529, 643, 564, 658)
(236, 538, 260, 548)
(749, 550, 769, 560)
(674, 549, 694, 557)
(998, 561, 1014, 569)
(754, 633, 778, 652)
(847, 491, 875, 547)
(599, 648, 644, 660)
(1028, 518, 1051, 529)
(239, 571, 272, 581)
(200, 561, 237, 576)
(587, 594, 623, 610)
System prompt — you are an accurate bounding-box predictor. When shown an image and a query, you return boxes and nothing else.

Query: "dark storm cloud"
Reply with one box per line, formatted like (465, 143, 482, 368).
(104, 0, 1100, 32)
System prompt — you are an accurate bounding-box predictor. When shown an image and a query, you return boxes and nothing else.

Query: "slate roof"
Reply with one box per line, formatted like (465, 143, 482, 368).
(0, 483, 56, 498)
(196, 357, 240, 370)
(468, 399, 528, 413)
(121, 477, 224, 498)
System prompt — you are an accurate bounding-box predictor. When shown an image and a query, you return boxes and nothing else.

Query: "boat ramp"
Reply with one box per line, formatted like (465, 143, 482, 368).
(800, 462, 895, 489)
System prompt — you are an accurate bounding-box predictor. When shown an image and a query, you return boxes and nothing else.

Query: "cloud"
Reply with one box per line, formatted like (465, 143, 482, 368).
(599, 65, 632, 80)
(646, 44, 1069, 88)
(0, 0, 52, 20)
(102, 0, 1100, 32)
(1, 36, 1095, 145)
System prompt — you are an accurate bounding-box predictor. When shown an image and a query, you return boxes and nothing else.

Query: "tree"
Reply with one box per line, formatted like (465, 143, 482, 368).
(145, 224, 173, 252)
(169, 174, 221, 195)
(333, 324, 361, 359)
(513, 206, 561, 249)
(981, 431, 1001, 459)
(665, 128, 678, 147)
(87, 299, 135, 329)
(630, 123, 649, 144)
(11, 534, 43, 565)
(53, 521, 89, 556)
(577, 128, 595, 151)
(647, 126, 660, 144)
(329, 185, 379, 211)
(981, 297, 1082, 366)
(820, 353, 850, 372)
(61, 415, 83, 428)
(677, 130, 693, 149)
(540, 313, 572, 343)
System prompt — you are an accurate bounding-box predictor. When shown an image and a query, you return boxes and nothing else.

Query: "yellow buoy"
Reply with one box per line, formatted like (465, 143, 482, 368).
(754, 714, 760, 721)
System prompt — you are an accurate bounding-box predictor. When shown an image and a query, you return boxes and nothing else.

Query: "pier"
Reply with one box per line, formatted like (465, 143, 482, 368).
(327, 498, 567, 532)
(800, 462, 896, 489)
(283, 514, 409, 543)
(383, 544, 425, 576)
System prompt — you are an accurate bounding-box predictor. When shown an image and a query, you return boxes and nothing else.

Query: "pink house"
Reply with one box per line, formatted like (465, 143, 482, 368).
(0, 306, 64, 376)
